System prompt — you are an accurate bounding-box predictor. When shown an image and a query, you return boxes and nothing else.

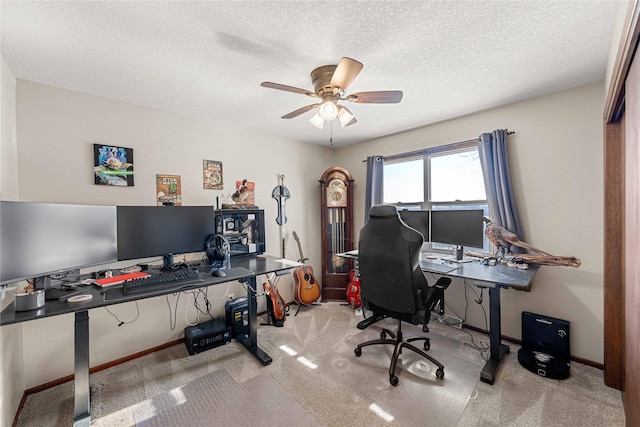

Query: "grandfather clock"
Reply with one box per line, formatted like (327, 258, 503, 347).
(319, 167, 354, 301)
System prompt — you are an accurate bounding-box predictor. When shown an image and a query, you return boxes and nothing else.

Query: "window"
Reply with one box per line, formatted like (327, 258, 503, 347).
(382, 158, 423, 204)
(383, 142, 490, 253)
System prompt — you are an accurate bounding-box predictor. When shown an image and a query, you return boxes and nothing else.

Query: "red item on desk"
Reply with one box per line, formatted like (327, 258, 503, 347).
(94, 272, 150, 287)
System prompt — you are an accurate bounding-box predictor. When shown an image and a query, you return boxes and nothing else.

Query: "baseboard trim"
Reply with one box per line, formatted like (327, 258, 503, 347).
(12, 305, 283, 425)
(14, 339, 183, 426)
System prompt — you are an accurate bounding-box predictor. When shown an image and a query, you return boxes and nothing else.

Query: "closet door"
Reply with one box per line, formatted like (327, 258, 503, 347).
(623, 51, 639, 425)
(603, 4, 639, 425)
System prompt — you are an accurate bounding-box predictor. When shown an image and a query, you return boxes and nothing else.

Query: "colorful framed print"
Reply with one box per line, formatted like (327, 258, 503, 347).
(156, 174, 182, 206)
(93, 144, 134, 186)
(232, 179, 255, 205)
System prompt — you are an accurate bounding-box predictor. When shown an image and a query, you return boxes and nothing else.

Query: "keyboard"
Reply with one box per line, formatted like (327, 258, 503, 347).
(122, 269, 203, 295)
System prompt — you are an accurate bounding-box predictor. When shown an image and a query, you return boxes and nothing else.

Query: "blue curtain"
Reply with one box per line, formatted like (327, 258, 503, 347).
(364, 156, 384, 222)
(478, 130, 523, 254)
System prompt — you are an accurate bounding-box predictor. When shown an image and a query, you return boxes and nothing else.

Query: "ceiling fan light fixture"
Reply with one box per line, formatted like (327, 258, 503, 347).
(337, 106, 355, 127)
(318, 100, 338, 120)
(309, 111, 325, 129)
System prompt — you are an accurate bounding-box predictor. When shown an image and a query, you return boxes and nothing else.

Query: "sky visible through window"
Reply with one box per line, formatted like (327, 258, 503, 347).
(383, 159, 423, 203)
(430, 151, 486, 202)
(383, 149, 486, 204)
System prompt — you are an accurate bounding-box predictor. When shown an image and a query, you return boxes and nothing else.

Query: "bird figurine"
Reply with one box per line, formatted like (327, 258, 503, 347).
(483, 218, 551, 257)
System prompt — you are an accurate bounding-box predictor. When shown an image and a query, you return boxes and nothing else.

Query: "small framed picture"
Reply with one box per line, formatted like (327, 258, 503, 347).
(93, 144, 134, 186)
(232, 179, 255, 205)
(203, 160, 223, 190)
(156, 174, 182, 206)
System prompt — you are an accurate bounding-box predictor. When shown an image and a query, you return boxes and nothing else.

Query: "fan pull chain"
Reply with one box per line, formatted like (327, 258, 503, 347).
(330, 120, 334, 146)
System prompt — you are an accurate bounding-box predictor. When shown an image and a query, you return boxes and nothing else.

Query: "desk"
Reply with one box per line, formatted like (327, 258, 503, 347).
(421, 259, 538, 385)
(0, 255, 298, 426)
(338, 250, 538, 385)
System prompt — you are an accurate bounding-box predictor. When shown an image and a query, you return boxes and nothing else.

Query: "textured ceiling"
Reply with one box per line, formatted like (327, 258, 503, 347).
(1, 1, 619, 147)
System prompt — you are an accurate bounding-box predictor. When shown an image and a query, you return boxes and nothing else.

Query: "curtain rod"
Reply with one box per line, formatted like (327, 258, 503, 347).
(361, 130, 516, 162)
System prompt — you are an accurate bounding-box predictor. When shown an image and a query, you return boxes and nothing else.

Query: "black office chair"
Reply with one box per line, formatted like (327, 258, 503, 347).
(354, 204, 451, 386)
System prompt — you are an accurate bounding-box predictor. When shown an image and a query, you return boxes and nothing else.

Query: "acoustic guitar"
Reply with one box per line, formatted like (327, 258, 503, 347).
(263, 278, 287, 326)
(292, 231, 322, 305)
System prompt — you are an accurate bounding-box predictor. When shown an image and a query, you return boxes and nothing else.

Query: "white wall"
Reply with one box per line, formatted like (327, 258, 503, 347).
(0, 55, 24, 427)
(14, 80, 335, 388)
(7, 78, 606, 394)
(335, 82, 605, 364)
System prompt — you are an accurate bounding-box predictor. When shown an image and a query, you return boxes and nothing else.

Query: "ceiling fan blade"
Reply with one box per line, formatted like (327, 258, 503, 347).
(345, 91, 403, 103)
(330, 57, 363, 91)
(261, 82, 316, 97)
(281, 103, 320, 119)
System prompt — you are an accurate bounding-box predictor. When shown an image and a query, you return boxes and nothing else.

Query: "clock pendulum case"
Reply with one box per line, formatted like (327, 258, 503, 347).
(319, 167, 354, 301)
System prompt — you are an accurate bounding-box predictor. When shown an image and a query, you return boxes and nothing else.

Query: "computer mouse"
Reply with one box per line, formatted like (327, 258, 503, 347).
(213, 270, 226, 277)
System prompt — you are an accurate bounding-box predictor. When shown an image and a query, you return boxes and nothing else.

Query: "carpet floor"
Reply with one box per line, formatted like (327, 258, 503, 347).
(15, 302, 625, 426)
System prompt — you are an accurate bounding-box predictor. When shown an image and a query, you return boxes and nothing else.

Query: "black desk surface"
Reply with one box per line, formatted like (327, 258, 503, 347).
(0, 255, 300, 327)
(338, 249, 538, 289)
(421, 259, 538, 289)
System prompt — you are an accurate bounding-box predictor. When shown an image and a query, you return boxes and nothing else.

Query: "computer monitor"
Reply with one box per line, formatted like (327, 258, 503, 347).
(398, 209, 430, 241)
(430, 209, 484, 260)
(0, 201, 118, 289)
(116, 205, 215, 269)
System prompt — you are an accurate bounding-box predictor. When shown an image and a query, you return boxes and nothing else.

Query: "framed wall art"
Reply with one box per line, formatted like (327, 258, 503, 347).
(156, 174, 182, 206)
(232, 179, 255, 205)
(203, 159, 223, 190)
(93, 144, 134, 186)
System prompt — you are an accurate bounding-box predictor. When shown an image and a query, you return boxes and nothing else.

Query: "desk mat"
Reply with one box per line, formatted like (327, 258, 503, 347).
(420, 260, 462, 274)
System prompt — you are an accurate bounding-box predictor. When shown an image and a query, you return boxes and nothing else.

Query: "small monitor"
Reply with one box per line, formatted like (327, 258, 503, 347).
(0, 201, 118, 287)
(398, 209, 430, 241)
(430, 209, 484, 259)
(117, 206, 215, 268)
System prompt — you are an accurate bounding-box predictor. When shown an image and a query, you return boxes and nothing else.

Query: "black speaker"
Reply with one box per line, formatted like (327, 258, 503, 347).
(518, 311, 571, 379)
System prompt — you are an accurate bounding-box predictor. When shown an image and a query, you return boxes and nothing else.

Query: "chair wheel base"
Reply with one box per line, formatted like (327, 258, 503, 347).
(354, 347, 362, 357)
(389, 374, 399, 386)
(436, 368, 444, 379)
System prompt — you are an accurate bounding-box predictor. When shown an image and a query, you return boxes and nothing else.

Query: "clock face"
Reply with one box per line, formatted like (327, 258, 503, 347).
(327, 179, 347, 207)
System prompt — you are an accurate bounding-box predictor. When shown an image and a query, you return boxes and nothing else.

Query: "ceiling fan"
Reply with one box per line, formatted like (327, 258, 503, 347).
(261, 57, 403, 129)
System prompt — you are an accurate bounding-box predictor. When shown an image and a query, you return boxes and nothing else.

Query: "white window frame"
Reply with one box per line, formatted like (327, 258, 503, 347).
(383, 141, 490, 254)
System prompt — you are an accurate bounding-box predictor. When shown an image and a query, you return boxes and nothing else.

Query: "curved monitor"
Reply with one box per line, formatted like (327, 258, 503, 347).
(0, 201, 118, 286)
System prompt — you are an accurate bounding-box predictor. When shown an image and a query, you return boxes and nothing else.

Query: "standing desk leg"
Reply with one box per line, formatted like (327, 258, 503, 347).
(73, 310, 91, 427)
(480, 286, 509, 385)
(236, 276, 272, 365)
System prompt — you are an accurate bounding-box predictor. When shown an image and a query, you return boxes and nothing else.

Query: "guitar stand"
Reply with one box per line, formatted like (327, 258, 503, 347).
(293, 301, 321, 316)
(260, 312, 287, 327)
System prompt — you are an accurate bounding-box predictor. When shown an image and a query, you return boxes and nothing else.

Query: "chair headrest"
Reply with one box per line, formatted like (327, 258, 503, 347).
(369, 204, 398, 219)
